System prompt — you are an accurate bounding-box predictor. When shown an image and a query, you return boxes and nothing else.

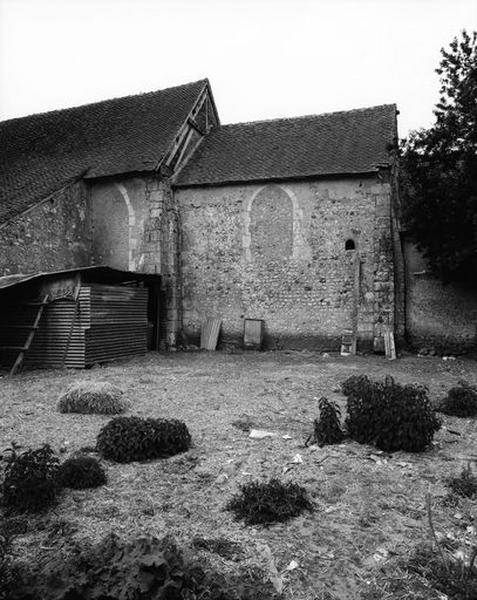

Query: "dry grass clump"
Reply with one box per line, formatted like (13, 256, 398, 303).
(57, 381, 129, 415)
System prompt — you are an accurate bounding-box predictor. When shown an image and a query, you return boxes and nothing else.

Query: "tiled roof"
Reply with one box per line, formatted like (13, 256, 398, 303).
(175, 104, 397, 186)
(0, 80, 207, 222)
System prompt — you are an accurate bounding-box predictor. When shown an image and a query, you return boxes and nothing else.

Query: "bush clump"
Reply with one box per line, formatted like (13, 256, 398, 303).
(96, 416, 191, 462)
(343, 374, 441, 452)
(341, 374, 375, 398)
(226, 478, 313, 526)
(312, 397, 344, 446)
(446, 464, 477, 499)
(58, 381, 129, 415)
(11, 532, 276, 600)
(58, 455, 107, 489)
(438, 380, 477, 417)
(2, 445, 60, 513)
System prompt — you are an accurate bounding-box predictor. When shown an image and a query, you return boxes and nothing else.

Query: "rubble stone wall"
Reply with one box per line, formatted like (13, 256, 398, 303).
(0, 181, 91, 276)
(176, 175, 396, 350)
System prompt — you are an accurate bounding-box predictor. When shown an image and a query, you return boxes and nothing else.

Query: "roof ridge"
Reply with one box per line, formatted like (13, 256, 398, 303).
(0, 79, 209, 125)
(219, 103, 397, 129)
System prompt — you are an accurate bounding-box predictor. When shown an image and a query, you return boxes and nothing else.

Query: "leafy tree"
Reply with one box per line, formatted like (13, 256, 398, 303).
(401, 30, 477, 286)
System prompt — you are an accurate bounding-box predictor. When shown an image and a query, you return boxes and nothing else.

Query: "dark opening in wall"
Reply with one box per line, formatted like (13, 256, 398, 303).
(345, 239, 355, 250)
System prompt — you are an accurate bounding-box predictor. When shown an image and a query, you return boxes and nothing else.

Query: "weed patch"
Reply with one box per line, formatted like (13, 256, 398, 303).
(10, 532, 276, 600)
(226, 478, 313, 526)
(446, 464, 477, 499)
(312, 397, 344, 446)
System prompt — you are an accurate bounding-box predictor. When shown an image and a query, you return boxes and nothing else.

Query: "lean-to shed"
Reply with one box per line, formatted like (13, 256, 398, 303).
(0, 266, 161, 372)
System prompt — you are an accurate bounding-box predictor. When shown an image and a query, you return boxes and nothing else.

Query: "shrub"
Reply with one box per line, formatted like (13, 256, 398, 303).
(343, 375, 441, 452)
(57, 381, 129, 415)
(2, 445, 60, 513)
(58, 455, 107, 489)
(226, 478, 313, 526)
(438, 380, 477, 418)
(341, 374, 375, 398)
(96, 416, 191, 462)
(313, 397, 344, 446)
(12, 532, 276, 600)
(446, 464, 477, 499)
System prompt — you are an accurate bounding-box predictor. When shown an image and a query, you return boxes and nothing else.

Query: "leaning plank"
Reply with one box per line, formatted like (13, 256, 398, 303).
(9, 294, 48, 376)
(384, 328, 396, 360)
(200, 318, 222, 351)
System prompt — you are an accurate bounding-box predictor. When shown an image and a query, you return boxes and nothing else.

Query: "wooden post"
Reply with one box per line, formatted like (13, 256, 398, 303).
(350, 252, 361, 354)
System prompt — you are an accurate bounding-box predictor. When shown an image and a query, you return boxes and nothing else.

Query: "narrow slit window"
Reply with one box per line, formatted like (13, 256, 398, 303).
(345, 239, 355, 250)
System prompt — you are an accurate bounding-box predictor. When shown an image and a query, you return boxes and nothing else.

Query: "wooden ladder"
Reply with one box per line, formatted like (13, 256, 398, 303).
(2, 294, 49, 376)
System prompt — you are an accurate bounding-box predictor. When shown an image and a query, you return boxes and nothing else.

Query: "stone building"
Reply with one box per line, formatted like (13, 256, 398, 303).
(2, 78, 469, 352)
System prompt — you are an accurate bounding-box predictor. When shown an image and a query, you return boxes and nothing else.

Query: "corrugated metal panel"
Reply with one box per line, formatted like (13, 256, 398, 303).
(83, 285, 148, 366)
(88, 284, 148, 325)
(26, 298, 86, 368)
(1, 282, 149, 370)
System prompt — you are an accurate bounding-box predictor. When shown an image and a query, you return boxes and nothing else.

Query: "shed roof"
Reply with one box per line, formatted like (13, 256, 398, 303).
(0, 79, 208, 223)
(175, 104, 397, 187)
(0, 266, 160, 293)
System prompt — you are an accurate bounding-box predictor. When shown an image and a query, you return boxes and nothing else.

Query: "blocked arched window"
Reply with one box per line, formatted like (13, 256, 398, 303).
(249, 185, 293, 261)
(243, 184, 307, 262)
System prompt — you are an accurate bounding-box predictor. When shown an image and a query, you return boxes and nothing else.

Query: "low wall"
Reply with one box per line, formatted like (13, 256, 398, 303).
(404, 241, 477, 352)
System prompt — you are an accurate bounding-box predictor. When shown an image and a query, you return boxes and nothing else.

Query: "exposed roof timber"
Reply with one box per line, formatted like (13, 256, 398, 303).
(161, 81, 215, 171)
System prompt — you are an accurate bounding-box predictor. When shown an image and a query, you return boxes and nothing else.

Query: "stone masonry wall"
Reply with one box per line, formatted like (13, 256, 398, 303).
(143, 177, 182, 348)
(0, 181, 91, 276)
(90, 177, 149, 271)
(176, 176, 395, 350)
(90, 176, 181, 347)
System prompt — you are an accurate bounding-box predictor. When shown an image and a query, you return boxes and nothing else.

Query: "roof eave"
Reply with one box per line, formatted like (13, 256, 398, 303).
(83, 167, 161, 181)
(173, 168, 390, 189)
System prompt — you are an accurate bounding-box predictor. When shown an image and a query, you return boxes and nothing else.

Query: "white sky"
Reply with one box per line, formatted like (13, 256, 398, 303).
(0, 0, 475, 137)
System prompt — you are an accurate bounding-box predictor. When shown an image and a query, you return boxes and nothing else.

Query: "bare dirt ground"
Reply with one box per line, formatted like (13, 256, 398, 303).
(1, 350, 476, 599)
